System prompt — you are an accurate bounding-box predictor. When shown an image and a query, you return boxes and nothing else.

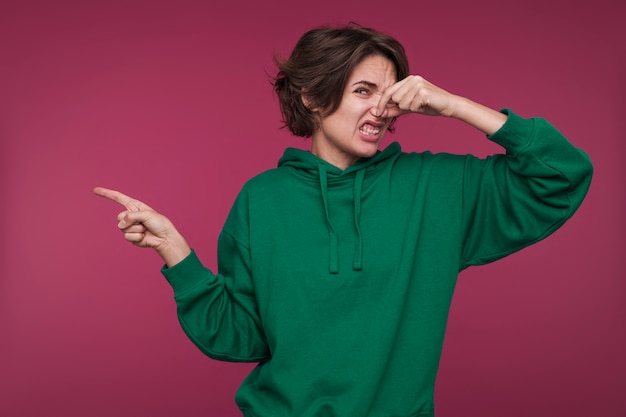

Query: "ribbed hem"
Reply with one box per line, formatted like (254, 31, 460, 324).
(240, 407, 434, 417)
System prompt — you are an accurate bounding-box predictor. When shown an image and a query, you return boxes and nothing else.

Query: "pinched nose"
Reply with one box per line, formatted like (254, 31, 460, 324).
(370, 106, 382, 118)
(370, 104, 395, 119)
(370, 95, 398, 118)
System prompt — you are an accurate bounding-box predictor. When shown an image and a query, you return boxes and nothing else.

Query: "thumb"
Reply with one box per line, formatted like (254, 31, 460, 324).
(117, 210, 154, 228)
(118, 209, 173, 240)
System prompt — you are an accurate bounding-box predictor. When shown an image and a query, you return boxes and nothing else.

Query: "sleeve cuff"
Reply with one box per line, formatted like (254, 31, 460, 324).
(487, 108, 536, 154)
(161, 249, 211, 294)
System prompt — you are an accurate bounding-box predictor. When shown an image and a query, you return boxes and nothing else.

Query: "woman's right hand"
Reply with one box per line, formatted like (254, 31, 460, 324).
(94, 187, 191, 267)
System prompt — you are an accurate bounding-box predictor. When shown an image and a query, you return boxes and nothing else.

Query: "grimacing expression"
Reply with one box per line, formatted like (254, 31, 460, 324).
(310, 55, 397, 169)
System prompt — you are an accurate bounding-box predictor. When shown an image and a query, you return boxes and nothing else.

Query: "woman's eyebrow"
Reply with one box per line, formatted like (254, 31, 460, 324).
(351, 80, 378, 89)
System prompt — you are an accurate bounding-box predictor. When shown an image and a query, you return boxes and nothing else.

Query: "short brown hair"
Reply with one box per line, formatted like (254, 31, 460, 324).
(273, 24, 410, 138)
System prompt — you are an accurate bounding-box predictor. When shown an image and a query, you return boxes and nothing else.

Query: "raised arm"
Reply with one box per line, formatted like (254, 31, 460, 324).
(374, 74, 507, 135)
(93, 187, 191, 267)
(375, 76, 592, 268)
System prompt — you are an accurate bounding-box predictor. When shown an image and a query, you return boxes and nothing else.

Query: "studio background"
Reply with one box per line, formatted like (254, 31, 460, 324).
(1, 0, 624, 416)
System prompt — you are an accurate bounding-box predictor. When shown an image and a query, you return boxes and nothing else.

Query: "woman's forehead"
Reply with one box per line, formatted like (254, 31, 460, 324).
(348, 55, 397, 89)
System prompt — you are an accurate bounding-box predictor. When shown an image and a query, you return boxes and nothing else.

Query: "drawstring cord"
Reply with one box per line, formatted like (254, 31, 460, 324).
(352, 169, 365, 270)
(319, 164, 339, 274)
(319, 164, 366, 274)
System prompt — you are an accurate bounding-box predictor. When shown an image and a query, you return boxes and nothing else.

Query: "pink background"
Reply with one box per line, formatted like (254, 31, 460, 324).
(1, 0, 624, 416)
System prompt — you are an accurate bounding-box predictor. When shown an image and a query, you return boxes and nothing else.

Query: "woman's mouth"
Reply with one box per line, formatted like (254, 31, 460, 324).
(359, 123, 381, 136)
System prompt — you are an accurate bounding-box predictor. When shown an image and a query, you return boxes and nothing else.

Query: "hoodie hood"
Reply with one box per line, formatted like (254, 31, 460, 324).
(277, 142, 402, 274)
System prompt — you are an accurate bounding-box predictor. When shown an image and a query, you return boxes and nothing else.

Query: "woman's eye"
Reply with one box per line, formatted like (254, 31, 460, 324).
(355, 88, 369, 95)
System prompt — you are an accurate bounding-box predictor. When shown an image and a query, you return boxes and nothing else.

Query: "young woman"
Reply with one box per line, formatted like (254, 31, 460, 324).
(95, 25, 593, 417)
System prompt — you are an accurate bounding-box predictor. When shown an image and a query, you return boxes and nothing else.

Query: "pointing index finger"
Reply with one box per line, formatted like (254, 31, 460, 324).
(93, 187, 140, 210)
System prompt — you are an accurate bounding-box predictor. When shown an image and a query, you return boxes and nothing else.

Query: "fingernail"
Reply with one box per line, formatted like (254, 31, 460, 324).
(118, 220, 127, 228)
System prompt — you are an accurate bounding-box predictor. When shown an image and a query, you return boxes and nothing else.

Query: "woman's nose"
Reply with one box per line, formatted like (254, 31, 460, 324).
(370, 94, 396, 116)
(369, 105, 381, 117)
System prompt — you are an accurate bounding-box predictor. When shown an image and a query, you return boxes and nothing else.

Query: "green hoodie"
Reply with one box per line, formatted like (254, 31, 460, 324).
(162, 110, 592, 417)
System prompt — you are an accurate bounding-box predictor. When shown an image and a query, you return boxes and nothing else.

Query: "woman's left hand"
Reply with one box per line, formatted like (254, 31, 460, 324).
(375, 75, 461, 118)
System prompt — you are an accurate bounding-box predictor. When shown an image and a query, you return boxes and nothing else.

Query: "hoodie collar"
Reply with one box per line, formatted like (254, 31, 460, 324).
(278, 142, 401, 177)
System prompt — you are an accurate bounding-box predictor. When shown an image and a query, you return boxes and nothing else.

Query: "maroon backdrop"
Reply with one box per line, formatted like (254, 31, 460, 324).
(1, 0, 624, 416)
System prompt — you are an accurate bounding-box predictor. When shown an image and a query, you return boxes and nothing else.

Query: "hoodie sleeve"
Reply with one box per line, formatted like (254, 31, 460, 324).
(161, 213, 269, 363)
(459, 109, 593, 270)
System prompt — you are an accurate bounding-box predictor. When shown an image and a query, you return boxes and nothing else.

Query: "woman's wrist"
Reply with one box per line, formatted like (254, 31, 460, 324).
(156, 233, 192, 267)
(451, 97, 507, 135)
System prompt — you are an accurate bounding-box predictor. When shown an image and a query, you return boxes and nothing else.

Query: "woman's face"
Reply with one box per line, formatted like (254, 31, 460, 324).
(310, 54, 397, 170)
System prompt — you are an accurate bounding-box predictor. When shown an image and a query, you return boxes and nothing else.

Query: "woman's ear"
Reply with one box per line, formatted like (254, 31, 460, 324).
(301, 89, 317, 113)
